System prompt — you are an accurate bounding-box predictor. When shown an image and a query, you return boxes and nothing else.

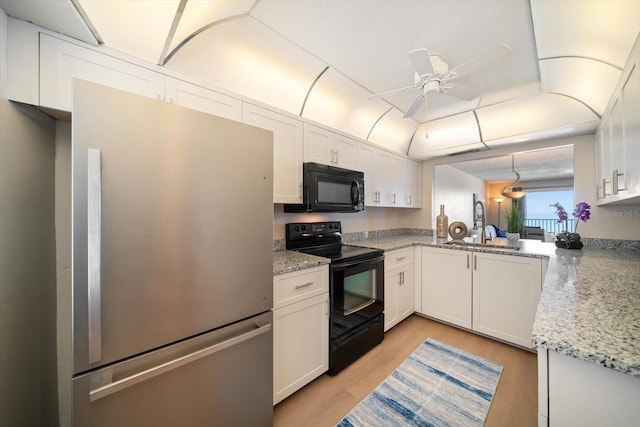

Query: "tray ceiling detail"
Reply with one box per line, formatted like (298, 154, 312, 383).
(1, 0, 638, 160)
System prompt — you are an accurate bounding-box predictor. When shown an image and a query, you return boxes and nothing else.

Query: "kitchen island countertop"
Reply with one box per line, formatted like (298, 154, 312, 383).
(274, 233, 640, 377)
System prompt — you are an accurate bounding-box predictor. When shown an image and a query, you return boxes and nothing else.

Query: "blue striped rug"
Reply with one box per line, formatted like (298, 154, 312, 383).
(337, 338, 503, 427)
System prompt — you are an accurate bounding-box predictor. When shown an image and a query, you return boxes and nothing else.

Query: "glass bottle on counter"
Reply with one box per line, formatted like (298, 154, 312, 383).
(436, 204, 448, 238)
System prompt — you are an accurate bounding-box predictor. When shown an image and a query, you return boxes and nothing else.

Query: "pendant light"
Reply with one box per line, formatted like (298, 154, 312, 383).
(500, 155, 527, 199)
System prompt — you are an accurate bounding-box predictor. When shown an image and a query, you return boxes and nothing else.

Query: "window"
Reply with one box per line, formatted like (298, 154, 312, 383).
(524, 190, 574, 234)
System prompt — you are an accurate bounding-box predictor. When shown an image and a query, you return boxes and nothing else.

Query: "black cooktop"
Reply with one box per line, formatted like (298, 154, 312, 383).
(285, 222, 383, 263)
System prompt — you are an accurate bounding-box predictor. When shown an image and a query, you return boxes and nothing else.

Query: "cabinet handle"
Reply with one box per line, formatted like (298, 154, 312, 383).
(612, 169, 627, 195)
(89, 323, 271, 402)
(466, 254, 469, 269)
(396, 256, 406, 262)
(474, 255, 477, 271)
(87, 149, 103, 364)
(407, 194, 412, 205)
(335, 150, 339, 164)
(295, 281, 314, 290)
(392, 193, 396, 204)
(401, 271, 405, 285)
(601, 178, 611, 198)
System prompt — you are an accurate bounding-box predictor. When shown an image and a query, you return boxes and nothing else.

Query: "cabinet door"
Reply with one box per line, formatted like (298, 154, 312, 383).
(390, 155, 406, 206)
(398, 267, 414, 322)
(165, 78, 241, 121)
(303, 123, 332, 165)
(356, 144, 377, 206)
(333, 134, 358, 169)
(243, 103, 303, 204)
(384, 267, 400, 332)
(374, 150, 391, 207)
(421, 247, 472, 328)
(40, 34, 164, 111)
(609, 97, 625, 198)
(472, 252, 541, 348)
(406, 160, 422, 208)
(303, 124, 357, 168)
(273, 293, 329, 405)
(622, 63, 640, 199)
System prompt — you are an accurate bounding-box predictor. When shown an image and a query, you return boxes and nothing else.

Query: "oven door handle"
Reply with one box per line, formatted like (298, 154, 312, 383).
(332, 255, 384, 269)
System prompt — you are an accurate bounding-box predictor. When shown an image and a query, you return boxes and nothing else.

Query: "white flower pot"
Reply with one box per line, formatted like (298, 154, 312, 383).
(506, 232, 520, 241)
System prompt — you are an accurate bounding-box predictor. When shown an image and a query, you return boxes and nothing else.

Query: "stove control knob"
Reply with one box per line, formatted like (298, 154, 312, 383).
(294, 226, 299, 232)
(301, 225, 307, 231)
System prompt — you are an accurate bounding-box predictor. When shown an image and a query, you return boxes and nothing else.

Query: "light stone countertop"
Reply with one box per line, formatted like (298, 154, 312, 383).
(273, 233, 640, 377)
(532, 247, 640, 377)
(273, 249, 330, 275)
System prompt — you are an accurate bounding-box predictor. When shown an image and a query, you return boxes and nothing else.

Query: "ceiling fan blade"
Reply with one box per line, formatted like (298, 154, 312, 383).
(448, 44, 511, 79)
(408, 48, 434, 76)
(441, 83, 481, 101)
(403, 93, 426, 118)
(368, 84, 421, 100)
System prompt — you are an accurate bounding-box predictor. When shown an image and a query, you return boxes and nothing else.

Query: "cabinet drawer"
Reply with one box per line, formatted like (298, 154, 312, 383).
(385, 247, 413, 269)
(273, 266, 328, 309)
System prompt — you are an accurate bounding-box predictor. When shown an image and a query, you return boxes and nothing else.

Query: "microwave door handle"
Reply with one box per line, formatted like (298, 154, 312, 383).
(351, 180, 361, 207)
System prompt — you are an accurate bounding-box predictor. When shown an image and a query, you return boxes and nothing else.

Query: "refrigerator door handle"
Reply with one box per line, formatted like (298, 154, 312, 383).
(87, 148, 102, 364)
(88, 322, 272, 402)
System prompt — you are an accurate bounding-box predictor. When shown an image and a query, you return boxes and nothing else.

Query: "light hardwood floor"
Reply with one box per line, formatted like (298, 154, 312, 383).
(273, 314, 538, 427)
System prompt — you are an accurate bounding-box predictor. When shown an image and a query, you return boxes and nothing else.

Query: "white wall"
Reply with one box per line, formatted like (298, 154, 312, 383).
(433, 164, 486, 235)
(274, 204, 411, 239)
(0, 8, 59, 426)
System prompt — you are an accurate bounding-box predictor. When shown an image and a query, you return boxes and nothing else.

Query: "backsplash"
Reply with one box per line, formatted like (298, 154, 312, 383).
(273, 228, 433, 251)
(582, 238, 640, 251)
(343, 228, 433, 242)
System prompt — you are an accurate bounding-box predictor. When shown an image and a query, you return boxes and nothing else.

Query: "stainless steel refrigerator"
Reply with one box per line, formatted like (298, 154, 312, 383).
(68, 80, 274, 426)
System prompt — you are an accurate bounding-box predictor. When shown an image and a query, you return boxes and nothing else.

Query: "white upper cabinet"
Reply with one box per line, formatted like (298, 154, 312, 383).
(39, 33, 164, 112)
(164, 78, 241, 121)
(390, 155, 406, 207)
(242, 103, 303, 204)
(356, 143, 392, 207)
(406, 160, 422, 208)
(596, 32, 640, 204)
(303, 123, 357, 169)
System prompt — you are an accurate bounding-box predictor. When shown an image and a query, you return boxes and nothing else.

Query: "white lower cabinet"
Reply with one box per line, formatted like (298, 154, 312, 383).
(420, 247, 472, 329)
(421, 247, 543, 349)
(272, 266, 328, 405)
(472, 252, 542, 348)
(384, 248, 415, 331)
(538, 349, 640, 427)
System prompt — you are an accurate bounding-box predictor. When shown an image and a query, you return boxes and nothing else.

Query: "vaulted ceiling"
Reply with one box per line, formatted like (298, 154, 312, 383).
(1, 0, 639, 160)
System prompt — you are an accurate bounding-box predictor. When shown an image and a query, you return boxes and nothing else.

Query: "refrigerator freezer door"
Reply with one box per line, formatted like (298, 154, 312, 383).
(73, 312, 273, 426)
(72, 80, 274, 374)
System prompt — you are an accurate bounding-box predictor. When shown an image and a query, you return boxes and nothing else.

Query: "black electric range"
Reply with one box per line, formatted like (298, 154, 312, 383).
(285, 221, 385, 375)
(285, 222, 383, 263)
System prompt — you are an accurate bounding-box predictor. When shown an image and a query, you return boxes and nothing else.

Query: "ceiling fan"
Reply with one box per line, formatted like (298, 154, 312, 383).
(369, 44, 512, 118)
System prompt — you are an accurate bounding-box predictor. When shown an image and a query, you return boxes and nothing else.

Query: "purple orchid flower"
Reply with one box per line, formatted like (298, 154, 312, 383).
(572, 201, 591, 233)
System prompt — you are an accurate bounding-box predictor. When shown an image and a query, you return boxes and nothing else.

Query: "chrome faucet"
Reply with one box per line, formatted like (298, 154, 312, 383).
(473, 201, 488, 244)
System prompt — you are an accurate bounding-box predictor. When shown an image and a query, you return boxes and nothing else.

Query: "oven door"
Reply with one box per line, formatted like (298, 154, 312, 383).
(330, 255, 384, 339)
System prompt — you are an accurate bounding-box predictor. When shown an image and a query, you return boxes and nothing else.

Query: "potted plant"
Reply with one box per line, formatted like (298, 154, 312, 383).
(550, 201, 591, 249)
(503, 205, 523, 240)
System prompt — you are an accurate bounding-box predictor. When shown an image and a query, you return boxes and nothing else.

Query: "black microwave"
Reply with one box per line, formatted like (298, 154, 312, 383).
(284, 162, 365, 213)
